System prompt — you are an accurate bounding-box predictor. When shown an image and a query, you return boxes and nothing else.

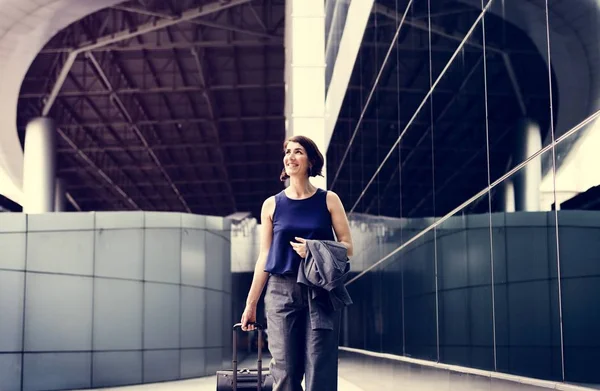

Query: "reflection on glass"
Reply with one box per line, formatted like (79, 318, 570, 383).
(327, 6, 383, 213)
(484, 0, 552, 188)
(328, 0, 600, 387)
(431, 22, 489, 217)
(546, 0, 600, 214)
(329, 0, 429, 217)
(343, 271, 373, 351)
(380, 253, 404, 356)
(325, 0, 352, 93)
(436, 194, 494, 371)
(547, 0, 600, 384)
(402, 228, 437, 361)
(491, 149, 561, 381)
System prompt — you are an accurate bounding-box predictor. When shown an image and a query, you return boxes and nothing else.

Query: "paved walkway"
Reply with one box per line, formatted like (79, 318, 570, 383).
(74, 349, 595, 391)
(74, 354, 364, 391)
(76, 374, 363, 391)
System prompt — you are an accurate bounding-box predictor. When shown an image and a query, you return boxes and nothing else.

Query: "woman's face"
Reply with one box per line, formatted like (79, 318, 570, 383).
(283, 141, 310, 178)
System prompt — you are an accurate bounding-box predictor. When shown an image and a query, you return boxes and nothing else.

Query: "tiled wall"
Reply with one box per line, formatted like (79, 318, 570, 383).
(0, 211, 231, 391)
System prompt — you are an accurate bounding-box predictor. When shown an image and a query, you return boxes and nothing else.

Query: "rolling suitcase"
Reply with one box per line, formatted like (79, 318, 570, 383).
(216, 322, 274, 390)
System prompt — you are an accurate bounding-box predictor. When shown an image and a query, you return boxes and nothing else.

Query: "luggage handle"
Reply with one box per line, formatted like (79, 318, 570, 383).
(232, 322, 264, 391)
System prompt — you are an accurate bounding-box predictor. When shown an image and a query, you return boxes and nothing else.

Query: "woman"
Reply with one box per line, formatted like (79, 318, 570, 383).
(240, 135, 353, 391)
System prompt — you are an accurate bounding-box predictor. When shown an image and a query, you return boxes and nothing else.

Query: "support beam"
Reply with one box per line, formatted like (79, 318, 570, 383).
(75, 190, 279, 204)
(112, 4, 281, 40)
(56, 141, 282, 154)
(52, 115, 284, 130)
(20, 84, 284, 99)
(66, 192, 82, 211)
(40, 40, 282, 54)
(68, 177, 279, 189)
(42, 0, 252, 115)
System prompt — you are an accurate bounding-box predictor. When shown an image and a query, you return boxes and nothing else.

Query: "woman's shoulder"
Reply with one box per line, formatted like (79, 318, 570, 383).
(324, 189, 341, 202)
(259, 196, 276, 223)
(324, 190, 344, 211)
(262, 194, 277, 209)
(261, 191, 283, 219)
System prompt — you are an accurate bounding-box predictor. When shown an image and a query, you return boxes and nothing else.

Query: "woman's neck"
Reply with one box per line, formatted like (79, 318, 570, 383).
(286, 176, 315, 199)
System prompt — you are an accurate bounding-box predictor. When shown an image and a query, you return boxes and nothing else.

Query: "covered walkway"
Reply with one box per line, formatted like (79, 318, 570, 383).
(2, 1, 600, 391)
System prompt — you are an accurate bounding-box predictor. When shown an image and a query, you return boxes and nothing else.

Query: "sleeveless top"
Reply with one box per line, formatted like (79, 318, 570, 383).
(264, 188, 335, 275)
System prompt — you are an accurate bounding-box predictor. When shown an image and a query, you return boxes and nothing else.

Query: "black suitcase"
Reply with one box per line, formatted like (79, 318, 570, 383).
(216, 322, 274, 390)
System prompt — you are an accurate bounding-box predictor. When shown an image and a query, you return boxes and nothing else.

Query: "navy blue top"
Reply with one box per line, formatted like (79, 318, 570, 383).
(264, 188, 335, 275)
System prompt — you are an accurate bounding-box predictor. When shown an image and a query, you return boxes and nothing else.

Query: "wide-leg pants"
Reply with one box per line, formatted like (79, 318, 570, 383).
(264, 274, 341, 391)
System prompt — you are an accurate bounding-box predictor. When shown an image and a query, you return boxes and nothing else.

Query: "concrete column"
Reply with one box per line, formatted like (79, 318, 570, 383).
(285, 0, 327, 190)
(503, 179, 515, 212)
(513, 118, 542, 212)
(54, 177, 66, 212)
(23, 117, 56, 213)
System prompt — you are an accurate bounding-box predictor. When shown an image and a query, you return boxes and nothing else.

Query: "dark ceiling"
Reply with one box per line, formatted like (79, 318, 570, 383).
(327, 0, 557, 219)
(15, 0, 557, 220)
(17, 0, 286, 219)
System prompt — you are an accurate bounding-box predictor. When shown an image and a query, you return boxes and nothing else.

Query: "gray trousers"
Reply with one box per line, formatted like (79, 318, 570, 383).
(264, 274, 341, 391)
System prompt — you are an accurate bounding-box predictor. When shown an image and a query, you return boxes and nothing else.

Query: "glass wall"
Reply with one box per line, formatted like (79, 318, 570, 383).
(328, 0, 600, 385)
(325, 0, 352, 93)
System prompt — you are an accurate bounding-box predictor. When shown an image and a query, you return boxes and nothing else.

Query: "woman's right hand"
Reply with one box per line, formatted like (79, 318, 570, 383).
(241, 304, 257, 331)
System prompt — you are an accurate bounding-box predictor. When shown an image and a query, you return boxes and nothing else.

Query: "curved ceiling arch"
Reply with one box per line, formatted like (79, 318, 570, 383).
(0, 0, 124, 204)
(13, 0, 286, 215)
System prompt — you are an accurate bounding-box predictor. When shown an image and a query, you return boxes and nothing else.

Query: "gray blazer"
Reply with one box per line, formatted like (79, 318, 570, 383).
(296, 240, 353, 330)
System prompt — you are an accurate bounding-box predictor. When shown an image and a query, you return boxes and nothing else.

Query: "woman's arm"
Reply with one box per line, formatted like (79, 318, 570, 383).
(327, 191, 354, 257)
(241, 196, 275, 330)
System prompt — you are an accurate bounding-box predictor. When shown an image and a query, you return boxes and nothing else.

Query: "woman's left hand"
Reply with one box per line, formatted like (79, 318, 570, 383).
(290, 237, 308, 258)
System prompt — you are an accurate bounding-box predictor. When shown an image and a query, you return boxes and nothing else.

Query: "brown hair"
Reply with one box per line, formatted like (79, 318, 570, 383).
(279, 135, 325, 181)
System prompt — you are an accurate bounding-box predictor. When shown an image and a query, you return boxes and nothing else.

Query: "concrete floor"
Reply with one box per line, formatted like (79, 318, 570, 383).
(74, 354, 363, 391)
(74, 373, 363, 391)
(73, 350, 598, 391)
